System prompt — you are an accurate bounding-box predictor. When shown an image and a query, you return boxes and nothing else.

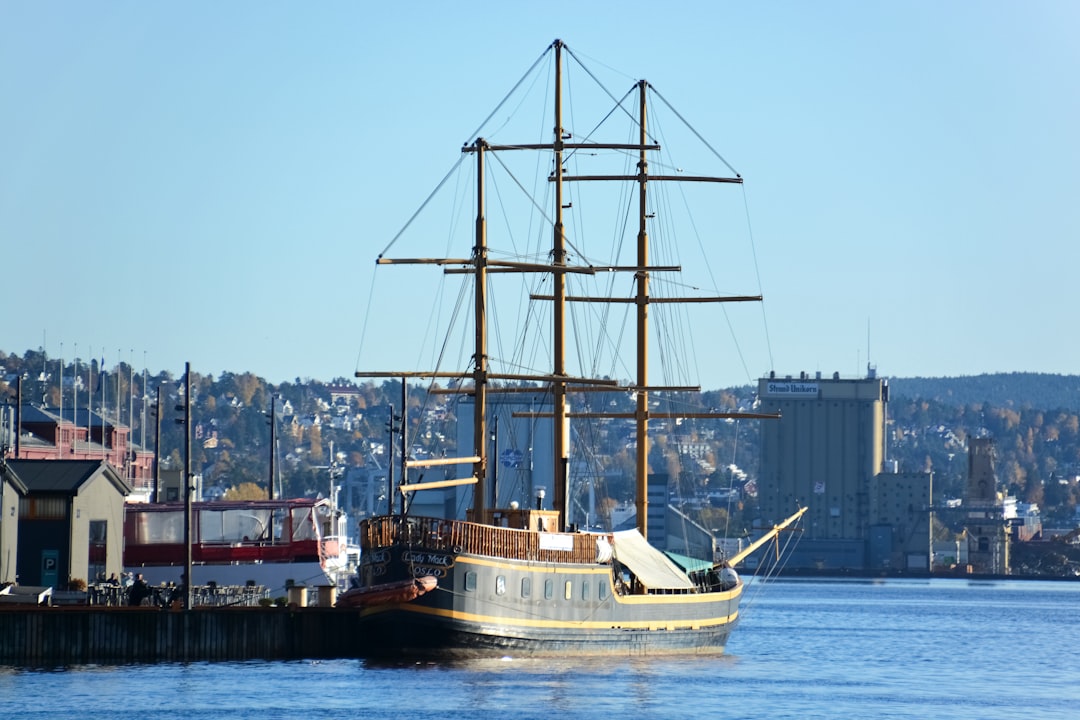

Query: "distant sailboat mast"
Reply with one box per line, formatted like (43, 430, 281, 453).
(74, 344, 79, 459)
(141, 355, 148, 451)
(87, 346, 93, 457)
(57, 343, 63, 459)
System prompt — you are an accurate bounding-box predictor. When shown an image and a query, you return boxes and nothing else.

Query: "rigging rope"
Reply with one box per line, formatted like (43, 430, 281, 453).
(377, 154, 466, 259)
(354, 262, 381, 374)
(742, 185, 776, 375)
(462, 42, 554, 146)
(741, 515, 805, 613)
(648, 84, 740, 179)
(563, 45, 656, 148)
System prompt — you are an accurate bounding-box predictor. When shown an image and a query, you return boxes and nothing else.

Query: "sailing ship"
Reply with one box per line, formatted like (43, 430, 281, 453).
(343, 39, 805, 657)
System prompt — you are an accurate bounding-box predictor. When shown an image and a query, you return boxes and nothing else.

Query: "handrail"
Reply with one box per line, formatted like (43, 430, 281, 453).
(360, 515, 606, 565)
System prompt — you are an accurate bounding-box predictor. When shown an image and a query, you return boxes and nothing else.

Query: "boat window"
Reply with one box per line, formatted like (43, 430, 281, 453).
(564, 580, 573, 600)
(581, 580, 590, 601)
(495, 575, 506, 595)
(599, 582, 609, 600)
(290, 507, 316, 541)
(543, 579, 554, 600)
(465, 572, 477, 592)
(521, 577, 532, 598)
(199, 508, 274, 543)
(131, 510, 183, 544)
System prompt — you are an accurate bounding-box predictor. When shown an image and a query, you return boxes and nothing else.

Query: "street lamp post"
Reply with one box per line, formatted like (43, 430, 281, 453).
(175, 362, 193, 610)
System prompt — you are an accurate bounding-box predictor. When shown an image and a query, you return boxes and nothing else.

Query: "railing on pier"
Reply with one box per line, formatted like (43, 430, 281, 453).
(80, 583, 270, 608)
(360, 515, 609, 566)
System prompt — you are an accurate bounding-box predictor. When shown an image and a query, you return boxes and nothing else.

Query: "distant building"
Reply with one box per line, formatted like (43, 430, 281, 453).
(966, 438, 998, 506)
(0, 402, 154, 500)
(756, 370, 933, 571)
(960, 438, 1009, 573)
(450, 394, 555, 521)
(869, 471, 933, 570)
(1003, 496, 1042, 543)
(157, 468, 204, 503)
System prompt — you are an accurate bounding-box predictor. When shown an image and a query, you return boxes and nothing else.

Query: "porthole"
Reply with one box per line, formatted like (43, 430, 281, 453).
(465, 571, 477, 592)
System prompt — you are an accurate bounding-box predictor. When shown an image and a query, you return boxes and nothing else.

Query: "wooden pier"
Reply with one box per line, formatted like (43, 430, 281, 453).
(0, 606, 366, 665)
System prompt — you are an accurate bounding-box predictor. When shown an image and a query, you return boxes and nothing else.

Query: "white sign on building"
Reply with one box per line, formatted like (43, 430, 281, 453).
(765, 382, 819, 397)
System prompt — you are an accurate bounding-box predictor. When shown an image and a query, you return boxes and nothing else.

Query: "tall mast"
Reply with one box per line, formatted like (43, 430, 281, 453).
(268, 394, 276, 500)
(400, 380, 408, 515)
(634, 80, 650, 539)
(552, 39, 570, 529)
(471, 139, 489, 518)
(58, 344, 63, 459)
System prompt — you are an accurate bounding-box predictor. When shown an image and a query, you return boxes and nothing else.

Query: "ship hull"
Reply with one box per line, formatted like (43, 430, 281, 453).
(354, 538, 742, 658)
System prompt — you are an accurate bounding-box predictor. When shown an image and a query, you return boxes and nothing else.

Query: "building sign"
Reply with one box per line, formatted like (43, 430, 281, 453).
(539, 533, 575, 552)
(765, 382, 819, 397)
(41, 549, 59, 588)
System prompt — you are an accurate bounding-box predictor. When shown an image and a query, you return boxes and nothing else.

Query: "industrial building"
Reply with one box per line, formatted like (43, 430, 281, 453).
(756, 370, 932, 571)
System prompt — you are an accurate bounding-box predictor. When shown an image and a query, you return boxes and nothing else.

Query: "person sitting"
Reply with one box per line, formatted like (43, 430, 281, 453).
(128, 573, 150, 606)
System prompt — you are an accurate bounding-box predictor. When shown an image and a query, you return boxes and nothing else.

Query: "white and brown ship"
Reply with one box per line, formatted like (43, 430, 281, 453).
(341, 39, 805, 657)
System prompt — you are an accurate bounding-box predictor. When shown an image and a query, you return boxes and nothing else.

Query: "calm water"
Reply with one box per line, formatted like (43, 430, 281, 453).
(3, 578, 1078, 719)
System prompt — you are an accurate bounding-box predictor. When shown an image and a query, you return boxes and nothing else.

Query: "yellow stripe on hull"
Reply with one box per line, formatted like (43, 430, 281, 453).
(361, 600, 740, 631)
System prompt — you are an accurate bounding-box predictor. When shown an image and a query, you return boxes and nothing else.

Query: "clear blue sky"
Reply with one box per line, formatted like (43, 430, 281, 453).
(3, 1, 1077, 388)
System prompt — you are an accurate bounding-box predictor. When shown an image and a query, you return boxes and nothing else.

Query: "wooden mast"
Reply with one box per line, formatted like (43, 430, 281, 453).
(552, 39, 570, 529)
(472, 138, 489, 519)
(359, 40, 770, 531)
(634, 80, 650, 539)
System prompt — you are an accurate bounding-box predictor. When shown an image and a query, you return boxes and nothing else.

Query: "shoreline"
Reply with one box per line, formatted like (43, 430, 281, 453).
(759, 567, 1079, 582)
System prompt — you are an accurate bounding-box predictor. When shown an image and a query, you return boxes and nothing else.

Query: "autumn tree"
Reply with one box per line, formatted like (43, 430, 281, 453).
(223, 482, 268, 501)
(309, 424, 324, 464)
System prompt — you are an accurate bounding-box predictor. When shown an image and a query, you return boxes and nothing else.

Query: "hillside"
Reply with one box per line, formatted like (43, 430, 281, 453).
(3, 347, 1079, 528)
(890, 373, 1080, 412)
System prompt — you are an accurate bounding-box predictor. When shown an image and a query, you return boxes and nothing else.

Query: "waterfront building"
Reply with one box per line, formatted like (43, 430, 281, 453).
(3, 459, 131, 587)
(756, 370, 932, 571)
(0, 464, 26, 584)
(961, 438, 1009, 573)
(0, 403, 154, 500)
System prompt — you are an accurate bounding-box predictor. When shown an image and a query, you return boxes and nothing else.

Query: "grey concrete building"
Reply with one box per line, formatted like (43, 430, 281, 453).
(756, 371, 931, 571)
(869, 471, 933, 571)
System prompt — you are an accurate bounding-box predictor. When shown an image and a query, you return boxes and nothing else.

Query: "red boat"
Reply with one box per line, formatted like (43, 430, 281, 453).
(124, 497, 353, 595)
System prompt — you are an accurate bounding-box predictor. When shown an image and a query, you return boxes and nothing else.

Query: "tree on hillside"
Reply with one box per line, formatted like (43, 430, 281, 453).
(224, 482, 268, 501)
(309, 425, 324, 464)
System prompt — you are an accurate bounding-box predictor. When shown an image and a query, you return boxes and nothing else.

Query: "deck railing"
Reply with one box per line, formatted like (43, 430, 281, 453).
(360, 516, 609, 566)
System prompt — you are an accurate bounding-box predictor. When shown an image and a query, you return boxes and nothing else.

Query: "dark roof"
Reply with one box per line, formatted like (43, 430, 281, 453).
(0, 461, 29, 494)
(4, 459, 132, 496)
(17, 404, 62, 425)
(21, 403, 111, 429)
